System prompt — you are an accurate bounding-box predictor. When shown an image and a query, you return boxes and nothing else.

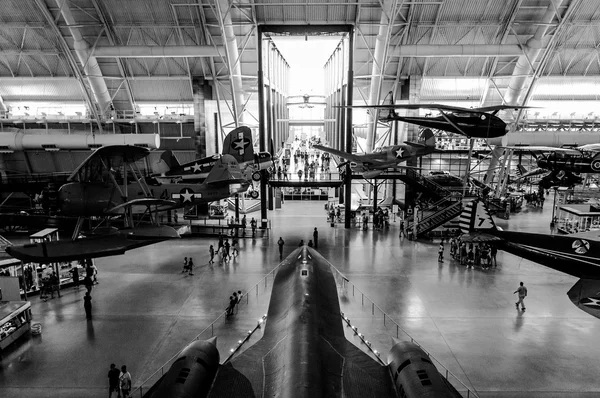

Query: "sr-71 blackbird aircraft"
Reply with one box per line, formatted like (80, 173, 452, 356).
(313, 128, 437, 178)
(6, 145, 249, 263)
(345, 103, 528, 139)
(157, 126, 273, 184)
(141, 246, 462, 398)
(460, 199, 600, 319)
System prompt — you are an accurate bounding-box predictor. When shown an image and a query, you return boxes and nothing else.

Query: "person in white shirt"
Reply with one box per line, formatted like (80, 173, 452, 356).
(119, 365, 132, 397)
(514, 282, 527, 311)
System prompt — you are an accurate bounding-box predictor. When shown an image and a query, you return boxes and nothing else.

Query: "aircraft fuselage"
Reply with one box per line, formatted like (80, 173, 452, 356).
(395, 113, 507, 138)
(537, 153, 600, 174)
(164, 152, 272, 182)
(59, 180, 248, 216)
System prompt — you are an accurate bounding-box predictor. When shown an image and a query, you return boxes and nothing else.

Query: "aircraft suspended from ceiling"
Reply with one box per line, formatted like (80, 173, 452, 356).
(6, 145, 250, 263)
(344, 103, 530, 139)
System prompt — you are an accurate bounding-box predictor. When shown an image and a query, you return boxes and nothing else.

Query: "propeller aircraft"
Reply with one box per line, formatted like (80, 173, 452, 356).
(6, 145, 249, 262)
(345, 103, 529, 139)
(313, 128, 437, 179)
(460, 199, 600, 320)
(156, 126, 271, 198)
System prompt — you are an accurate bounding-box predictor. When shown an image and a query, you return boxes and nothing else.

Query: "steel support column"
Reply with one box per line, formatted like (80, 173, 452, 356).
(344, 28, 355, 229)
(258, 28, 268, 228)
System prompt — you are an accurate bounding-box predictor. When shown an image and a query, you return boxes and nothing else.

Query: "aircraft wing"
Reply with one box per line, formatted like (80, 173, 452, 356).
(106, 198, 178, 214)
(208, 335, 395, 397)
(567, 278, 600, 319)
(336, 103, 472, 113)
(472, 105, 531, 112)
(68, 145, 150, 182)
(5, 232, 176, 263)
(576, 143, 600, 152)
(312, 144, 366, 163)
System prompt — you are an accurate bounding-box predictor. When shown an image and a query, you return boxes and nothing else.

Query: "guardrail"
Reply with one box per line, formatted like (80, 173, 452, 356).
(329, 263, 480, 398)
(129, 261, 283, 397)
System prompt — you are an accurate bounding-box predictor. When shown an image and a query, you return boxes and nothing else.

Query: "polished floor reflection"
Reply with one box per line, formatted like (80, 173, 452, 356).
(1, 196, 599, 397)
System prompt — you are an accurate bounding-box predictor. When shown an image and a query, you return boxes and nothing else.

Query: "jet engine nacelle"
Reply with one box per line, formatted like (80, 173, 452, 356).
(387, 340, 456, 398)
(144, 337, 220, 398)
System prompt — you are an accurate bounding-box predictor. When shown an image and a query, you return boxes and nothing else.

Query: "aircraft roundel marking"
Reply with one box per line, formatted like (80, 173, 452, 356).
(179, 188, 194, 203)
(231, 137, 251, 154)
(579, 296, 600, 309)
(572, 239, 590, 254)
(395, 148, 404, 158)
(591, 159, 600, 172)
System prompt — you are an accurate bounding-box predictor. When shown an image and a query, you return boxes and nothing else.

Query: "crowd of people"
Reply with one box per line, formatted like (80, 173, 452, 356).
(447, 238, 498, 269)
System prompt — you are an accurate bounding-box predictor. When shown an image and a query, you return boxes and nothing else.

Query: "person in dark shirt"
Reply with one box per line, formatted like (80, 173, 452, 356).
(313, 227, 319, 248)
(108, 363, 121, 398)
(83, 292, 92, 320)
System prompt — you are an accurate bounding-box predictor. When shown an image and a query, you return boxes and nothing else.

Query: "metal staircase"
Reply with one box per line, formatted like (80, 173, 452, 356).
(408, 199, 464, 238)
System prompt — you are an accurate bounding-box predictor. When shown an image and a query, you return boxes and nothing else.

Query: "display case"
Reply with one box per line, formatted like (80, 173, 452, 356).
(0, 301, 32, 350)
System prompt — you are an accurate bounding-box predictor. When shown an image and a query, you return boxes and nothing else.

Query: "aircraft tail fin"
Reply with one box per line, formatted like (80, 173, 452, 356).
(420, 128, 436, 147)
(205, 154, 244, 185)
(160, 150, 180, 171)
(223, 126, 254, 163)
(459, 199, 498, 235)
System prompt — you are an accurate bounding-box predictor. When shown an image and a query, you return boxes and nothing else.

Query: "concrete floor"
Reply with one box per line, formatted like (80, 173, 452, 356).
(1, 196, 600, 397)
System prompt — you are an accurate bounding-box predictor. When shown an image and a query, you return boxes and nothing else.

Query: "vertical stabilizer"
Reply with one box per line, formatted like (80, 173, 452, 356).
(160, 150, 180, 171)
(223, 126, 254, 163)
(516, 164, 528, 178)
(420, 128, 436, 147)
(459, 199, 497, 234)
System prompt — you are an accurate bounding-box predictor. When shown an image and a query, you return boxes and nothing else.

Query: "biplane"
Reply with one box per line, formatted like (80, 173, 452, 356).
(6, 145, 249, 262)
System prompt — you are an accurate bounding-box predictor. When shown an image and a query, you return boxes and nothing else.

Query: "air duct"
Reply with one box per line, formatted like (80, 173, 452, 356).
(0, 131, 160, 151)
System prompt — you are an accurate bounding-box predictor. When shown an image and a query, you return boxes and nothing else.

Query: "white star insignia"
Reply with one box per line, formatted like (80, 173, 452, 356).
(191, 163, 202, 173)
(395, 148, 404, 158)
(181, 190, 193, 203)
(582, 297, 600, 308)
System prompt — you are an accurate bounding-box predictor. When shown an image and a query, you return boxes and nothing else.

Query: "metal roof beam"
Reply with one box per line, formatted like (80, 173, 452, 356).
(92, 45, 225, 58)
(388, 44, 524, 57)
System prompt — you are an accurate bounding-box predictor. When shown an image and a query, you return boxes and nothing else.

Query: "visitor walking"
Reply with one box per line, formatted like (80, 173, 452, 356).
(83, 292, 92, 320)
(514, 282, 527, 311)
(277, 237, 285, 259)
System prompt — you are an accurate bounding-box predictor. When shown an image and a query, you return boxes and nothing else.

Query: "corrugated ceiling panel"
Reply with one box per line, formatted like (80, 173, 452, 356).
(129, 79, 192, 102)
(0, 0, 46, 21)
(0, 79, 84, 101)
(103, 0, 176, 24)
(411, 2, 439, 24)
(559, 24, 600, 47)
(573, 0, 600, 20)
(533, 77, 600, 100)
(421, 77, 487, 101)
